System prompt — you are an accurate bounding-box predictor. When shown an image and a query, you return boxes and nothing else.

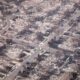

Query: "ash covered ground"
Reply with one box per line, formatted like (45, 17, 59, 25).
(0, 0, 80, 80)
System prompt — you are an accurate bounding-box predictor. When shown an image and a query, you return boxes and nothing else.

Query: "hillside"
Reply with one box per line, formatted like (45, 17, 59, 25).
(0, 0, 80, 80)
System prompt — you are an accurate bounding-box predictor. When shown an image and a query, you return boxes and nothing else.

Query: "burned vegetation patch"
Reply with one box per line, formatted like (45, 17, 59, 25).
(17, 29, 33, 37)
(0, 1, 18, 16)
(0, 44, 6, 56)
(18, 62, 37, 77)
(34, 16, 44, 21)
(36, 32, 45, 41)
(5, 0, 25, 5)
(48, 37, 64, 48)
(74, 3, 80, 10)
